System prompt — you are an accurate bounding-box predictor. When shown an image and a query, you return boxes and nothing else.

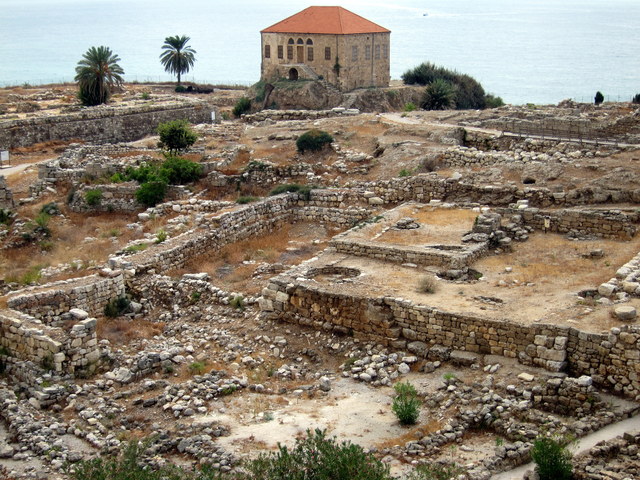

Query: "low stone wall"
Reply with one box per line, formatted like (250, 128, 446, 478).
(241, 107, 359, 124)
(0, 309, 99, 374)
(6, 272, 125, 322)
(510, 207, 640, 240)
(260, 276, 640, 398)
(68, 183, 191, 213)
(329, 236, 488, 268)
(0, 99, 215, 149)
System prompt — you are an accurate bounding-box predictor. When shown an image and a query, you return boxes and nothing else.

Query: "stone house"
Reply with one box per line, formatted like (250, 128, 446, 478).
(260, 6, 390, 91)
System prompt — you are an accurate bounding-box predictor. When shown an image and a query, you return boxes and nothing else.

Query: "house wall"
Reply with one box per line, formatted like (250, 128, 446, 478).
(260, 32, 390, 91)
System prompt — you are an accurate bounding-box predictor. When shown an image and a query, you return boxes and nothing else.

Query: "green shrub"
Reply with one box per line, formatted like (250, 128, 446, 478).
(159, 156, 203, 184)
(405, 462, 466, 480)
(403, 62, 490, 109)
(85, 189, 103, 206)
(110, 172, 127, 183)
(188, 362, 206, 375)
(594, 91, 604, 105)
(633, 93, 640, 105)
(531, 436, 573, 480)
(421, 79, 456, 110)
(175, 85, 187, 93)
(40, 202, 61, 216)
(0, 208, 14, 225)
(141, 92, 151, 100)
(392, 381, 421, 426)
(268, 184, 314, 200)
(398, 169, 413, 177)
(135, 181, 168, 207)
(124, 243, 148, 253)
(484, 94, 505, 108)
(104, 296, 131, 318)
(236, 196, 259, 204)
(403, 102, 417, 112)
(124, 163, 160, 184)
(233, 97, 252, 117)
(296, 129, 334, 153)
(157, 119, 197, 155)
(155, 229, 167, 244)
(229, 295, 245, 311)
(240, 428, 392, 480)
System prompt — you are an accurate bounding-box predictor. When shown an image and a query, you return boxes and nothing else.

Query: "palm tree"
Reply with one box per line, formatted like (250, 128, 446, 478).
(160, 35, 196, 85)
(74, 46, 124, 106)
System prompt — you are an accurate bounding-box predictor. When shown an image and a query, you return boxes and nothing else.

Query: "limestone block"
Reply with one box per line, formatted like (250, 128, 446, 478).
(614, 306, 637, 322)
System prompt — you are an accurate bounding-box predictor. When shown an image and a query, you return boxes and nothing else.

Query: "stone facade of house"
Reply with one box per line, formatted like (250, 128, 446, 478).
(260, 6, 390, 91)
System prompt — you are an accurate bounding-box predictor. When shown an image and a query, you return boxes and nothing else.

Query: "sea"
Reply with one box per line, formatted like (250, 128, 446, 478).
(1, 0, 639, 105)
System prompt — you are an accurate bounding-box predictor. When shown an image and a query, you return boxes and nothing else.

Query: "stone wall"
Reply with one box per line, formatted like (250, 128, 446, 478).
(6, 271, 125, 322)
(241, 107, 360, 123)
(0, 309, 99, 375)
(0, 100, 215, 149)
(0, 176, 14, 209)
(260, 276, 640, 398)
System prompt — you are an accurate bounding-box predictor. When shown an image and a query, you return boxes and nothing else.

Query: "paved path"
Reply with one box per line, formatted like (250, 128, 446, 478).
(0, 158, 52, 177)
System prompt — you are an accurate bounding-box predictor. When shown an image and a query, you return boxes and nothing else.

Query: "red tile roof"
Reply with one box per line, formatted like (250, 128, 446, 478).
(261, 6, 390, 35)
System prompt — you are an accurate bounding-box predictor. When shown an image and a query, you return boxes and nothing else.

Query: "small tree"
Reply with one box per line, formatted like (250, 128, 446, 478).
(421, 79, 456, 110)
(594, 91, 604, 105)
(296, 129, 334, 153)
(632, 93, 640, 105)
(135, 181, 168, 207)
(530, 436, 573, 480)
(233, 97, 252, 117)
(157, 119, 197, 155)
(159, 156, 203, 184)
(392, 381, 421, 425)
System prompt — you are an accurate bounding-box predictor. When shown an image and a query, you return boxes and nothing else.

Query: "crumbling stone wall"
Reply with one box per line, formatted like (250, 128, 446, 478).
(0, 309, 99, 374)
(0, 176, 14, 209)
(0, 100, 215, 149)
(6, 272, 125, 322)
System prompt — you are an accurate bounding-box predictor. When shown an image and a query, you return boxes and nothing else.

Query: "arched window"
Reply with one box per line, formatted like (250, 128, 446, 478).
(297, 38, 304, 44)
(306, 39, 313, 45)
(287, 38, 294, 60)
(264, 45, 271, 59)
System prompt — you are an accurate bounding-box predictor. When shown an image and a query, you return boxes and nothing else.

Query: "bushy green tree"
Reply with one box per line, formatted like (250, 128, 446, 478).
(296, 129, 334, 153)
(421, 79, 456, 110)
(239, 428, 392, 480)
(594, 91, 604, 105)
(75, 46, 124, 106)
(530, 436, 573, 480)
(157, 119, 197, 155)
(135, 180, 168, 207)
(160, 35, 196, 85)
(233, 97, 252, 117)
(159, 156, 203, 184)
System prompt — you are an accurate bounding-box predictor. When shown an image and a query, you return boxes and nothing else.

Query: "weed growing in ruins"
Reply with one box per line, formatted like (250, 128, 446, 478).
(531, 436, 573, 480)
(417, 276, 437, 294)
(104, 296, 131, 318)
(233, 97, 252, 117)
(0, 208, 14, 225)
(404, 102, 417, 112)
(155, 229, 167, 244)
(236, 196, 259, 204)
(442, 372, 457, 381)
(40, 202, 61, 216)
(188, 362, 206, 375)
(405, 462, 466, 480)
(41, 354, 54, 372)
(190, 291, 201, 303)
(392, 381, 421, 426)
(124, 243, 148, 253)
(229, 295, 245, 311)
(268, 184, 314, 200)
(240, 428, 392, 480)
(296, 129, 334, 153)
(398, 168, 413, 177)
(85, 189, 103, 206)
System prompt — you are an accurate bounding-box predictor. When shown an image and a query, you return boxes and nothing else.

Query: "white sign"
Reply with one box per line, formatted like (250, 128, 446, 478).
(0, 151, 8, 162)
(210, 111, 216, 122)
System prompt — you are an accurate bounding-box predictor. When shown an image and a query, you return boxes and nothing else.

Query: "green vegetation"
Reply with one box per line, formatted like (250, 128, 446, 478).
(155, 229, 167, 244)
(188, 362, 206, 375)
(296, 129, 334, 153)
(239, 428, 392, 480)
(405, 463, 466, 480)
(104, 296, 131, 318)
(124, 243, 148, 253)
(136, 181, 168, 207)
(236, 196, 259, 204)
(421, 79, 455, 110)
(417, 275, 437, 294)
(402, 62, 503, 110)
(160, 35, 197, 85)
(594, 91, 604, 105)
(531, 436, 573, 480)
(0, 208, 14, 225)
(85, 188, 103, 206)
(40, 202, 61, 216)
(229, 295, 245, 311)
(75, 46, 124, 106)
(268, 183, 313, 200)
(157, 120, 198, 155)
(633, 93, 640, 104)
(159, 155, 202, 183)
(403, 102, 417, 112)
(233, 97, 252, 117)
(398, 168, 413, 177)
(392, 381, 421, 425)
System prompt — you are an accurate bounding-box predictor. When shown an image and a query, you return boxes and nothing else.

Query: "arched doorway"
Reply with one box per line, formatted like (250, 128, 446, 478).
(288, 68, 299, 81)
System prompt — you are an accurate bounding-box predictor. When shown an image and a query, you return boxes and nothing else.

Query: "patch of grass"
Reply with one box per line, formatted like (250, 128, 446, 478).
(124, 243, 148, 253)
(236, 196, 259, 204)
(188, 361, 206, 375)
(155, 229, 167, 244)
(398, 168, 413, 177)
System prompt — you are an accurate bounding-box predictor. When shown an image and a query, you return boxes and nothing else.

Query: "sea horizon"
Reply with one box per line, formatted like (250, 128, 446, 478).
(1, 0, 639, 105)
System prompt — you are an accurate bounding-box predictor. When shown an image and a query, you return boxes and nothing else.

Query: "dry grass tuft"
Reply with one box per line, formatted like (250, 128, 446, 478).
(97, 318, 165, 345)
